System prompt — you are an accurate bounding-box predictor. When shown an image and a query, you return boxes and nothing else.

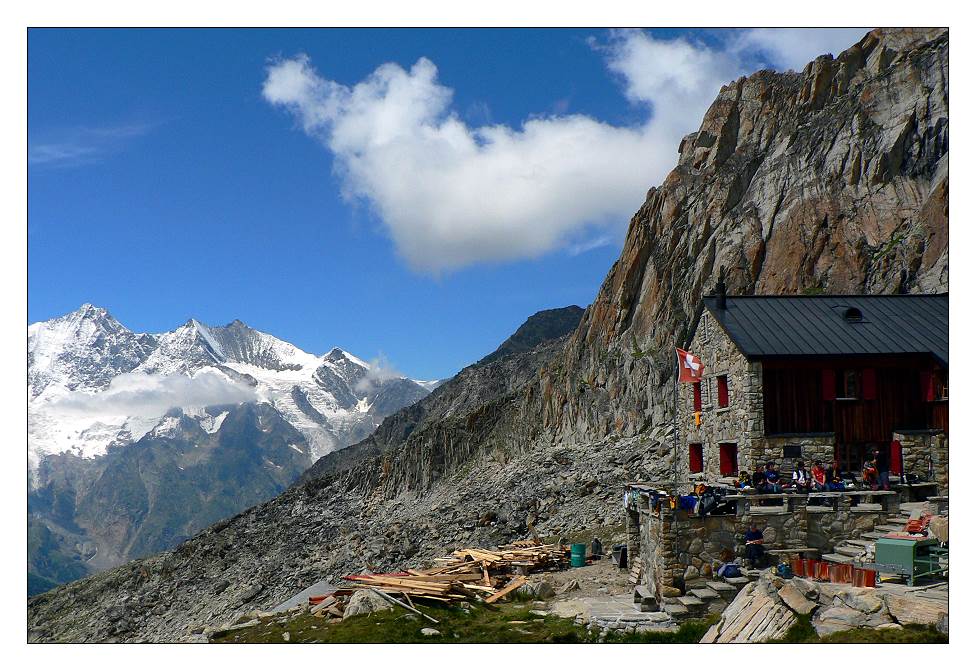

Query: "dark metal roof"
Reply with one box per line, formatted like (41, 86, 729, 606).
(701, 294, 948, 366)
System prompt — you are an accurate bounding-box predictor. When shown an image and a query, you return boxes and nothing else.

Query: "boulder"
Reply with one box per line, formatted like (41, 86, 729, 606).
(777, 582, 816, 615)
(884, 593, 948, 627)
(813, 605, 868, 636)
(516, 581, 555, 600)
(701, 581, 796, 643)
(557, 579, 581, 594)
(342, 590, 394, 619)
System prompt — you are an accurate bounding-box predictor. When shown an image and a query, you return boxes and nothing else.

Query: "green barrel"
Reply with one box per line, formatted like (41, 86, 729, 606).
(570, 543, 587, 567)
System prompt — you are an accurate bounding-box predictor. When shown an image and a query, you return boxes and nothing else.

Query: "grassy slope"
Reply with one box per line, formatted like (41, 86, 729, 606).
(212, 603, 947, 644)
(211, 602, 712, 644)
(774, 614, 947, 644)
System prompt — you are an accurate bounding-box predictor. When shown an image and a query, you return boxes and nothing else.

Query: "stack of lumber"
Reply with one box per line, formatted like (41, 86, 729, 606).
(309, 593, 346, 618)
(342, 540, 567, 604)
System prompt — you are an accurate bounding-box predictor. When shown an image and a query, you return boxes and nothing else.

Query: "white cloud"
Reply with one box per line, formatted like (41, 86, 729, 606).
(353, 355, 404, 393)
(51, 369, 258, 418)
(262, 29, 869, 274)
(729, 28, 869, 72)
(28, 122, 155, 168)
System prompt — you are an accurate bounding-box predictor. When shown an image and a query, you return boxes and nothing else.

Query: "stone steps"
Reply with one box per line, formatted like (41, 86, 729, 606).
(677, 595, 706, 608)
(887, 516, 910, 525)
(821, 552, 854, 564)
(836, 545, 864, 557)
(706, 581, 738, 595)
(662, 603, 689, 618)
(875, 524, 904, 533)
(688, 587, 720, 601)
(862, 531, 887, 540)
(845, 538, 875, 548)
(723, 575, 751, 586)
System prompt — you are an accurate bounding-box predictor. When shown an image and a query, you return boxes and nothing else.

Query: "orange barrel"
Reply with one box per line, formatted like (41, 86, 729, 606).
(803, 559, 816, 577)
(828, 564, 843, 583)
(791, 557, 804, 577)
(853, 568, 865, 587)
(818, 562, 831, 581)
(862, 568, 877, 587)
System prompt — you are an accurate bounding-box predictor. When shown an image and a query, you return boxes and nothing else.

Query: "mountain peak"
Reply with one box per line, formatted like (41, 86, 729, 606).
(324, 347, 347, 361)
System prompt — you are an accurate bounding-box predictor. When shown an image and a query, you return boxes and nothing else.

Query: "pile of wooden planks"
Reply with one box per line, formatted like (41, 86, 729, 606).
(342, 541, 567, 605)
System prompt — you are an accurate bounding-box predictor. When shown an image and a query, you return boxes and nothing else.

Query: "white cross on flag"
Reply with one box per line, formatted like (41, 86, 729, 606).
(675, 348, 703, 383)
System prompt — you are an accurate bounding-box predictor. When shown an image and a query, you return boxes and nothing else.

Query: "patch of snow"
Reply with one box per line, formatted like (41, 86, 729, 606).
(200, 411, 229, 434)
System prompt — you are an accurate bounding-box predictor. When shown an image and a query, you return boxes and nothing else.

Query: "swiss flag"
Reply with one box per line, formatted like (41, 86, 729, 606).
(676, 348, 704, 383)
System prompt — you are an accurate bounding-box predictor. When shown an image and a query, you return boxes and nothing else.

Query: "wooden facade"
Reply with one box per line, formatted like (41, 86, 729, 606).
(761, 355, 947, 469)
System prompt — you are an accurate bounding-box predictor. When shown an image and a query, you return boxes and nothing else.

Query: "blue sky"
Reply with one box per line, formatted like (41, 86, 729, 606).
(28, 28, 867, 379)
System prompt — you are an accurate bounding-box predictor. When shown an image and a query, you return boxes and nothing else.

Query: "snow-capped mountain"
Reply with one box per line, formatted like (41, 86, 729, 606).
(27, 305, 435, 593)
(29, 305, 433, 464)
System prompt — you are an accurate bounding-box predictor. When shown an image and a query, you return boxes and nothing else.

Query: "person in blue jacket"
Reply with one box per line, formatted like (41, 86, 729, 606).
(744, 522, 766, 568)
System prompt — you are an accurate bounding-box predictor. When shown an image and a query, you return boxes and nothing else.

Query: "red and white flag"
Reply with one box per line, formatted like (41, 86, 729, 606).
(675, 348, 703, 383)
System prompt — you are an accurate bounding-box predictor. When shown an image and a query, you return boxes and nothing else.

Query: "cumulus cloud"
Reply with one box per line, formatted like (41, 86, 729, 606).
(353, 355, 404, 393)
(51, 369, 258, 417)
(262, 28, 869, 273)
(729, 28, 870, 72)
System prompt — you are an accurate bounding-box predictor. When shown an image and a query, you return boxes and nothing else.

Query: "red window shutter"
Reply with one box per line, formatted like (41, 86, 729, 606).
(821, 369, 836, 401)
(862, 368, 877, 400)
(890, 440, 903, 476)
(719, 443, 737, 476)
(717, 376, 729, 408)
(693, 382, 702, 411)
(689, 444, 704, 473)
(921, 371, 936, 401)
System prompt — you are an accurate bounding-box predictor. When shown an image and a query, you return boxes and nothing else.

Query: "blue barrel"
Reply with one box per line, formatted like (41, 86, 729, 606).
(570, 543, 587, 567)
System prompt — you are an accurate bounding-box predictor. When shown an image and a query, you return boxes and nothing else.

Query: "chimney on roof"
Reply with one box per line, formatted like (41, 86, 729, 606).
(716, 266, 727, 310)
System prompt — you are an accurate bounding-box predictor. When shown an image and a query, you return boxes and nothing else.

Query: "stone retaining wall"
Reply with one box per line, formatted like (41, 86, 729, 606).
(635, 497, 888, 595)
(895, 431, 948, 494)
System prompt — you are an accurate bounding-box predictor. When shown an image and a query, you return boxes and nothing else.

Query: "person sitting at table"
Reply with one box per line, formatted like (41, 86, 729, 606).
(811, 460, 827, 491)
(751, 464, 766, 492)
(826, 459, 846, 491)
(765, 462, 782, 494)
(873, 446, 891, 492)
(744, 522, 766, 569)
(863, 457, 879, 491)
(792, 460, 811, 491)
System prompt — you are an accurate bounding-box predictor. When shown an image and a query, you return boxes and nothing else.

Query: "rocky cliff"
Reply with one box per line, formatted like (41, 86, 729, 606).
(530, 28, 947, 442)
(27, 28, 948, 642)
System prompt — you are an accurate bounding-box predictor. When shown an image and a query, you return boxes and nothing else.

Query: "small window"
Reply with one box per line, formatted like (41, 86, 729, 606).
(693, 382, 702, 412)
(934, 371, 948, 400)
(843, 307, 863, 322)
(717, 375, 729, 408)
(841, 370, 860, 399)
(689, 444, 704, 473)
(783, 445, 802, 459)
(719, 443, 738, 476)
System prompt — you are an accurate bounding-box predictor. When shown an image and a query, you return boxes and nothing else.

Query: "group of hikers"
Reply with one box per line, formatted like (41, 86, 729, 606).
(735, 446, 892, 494)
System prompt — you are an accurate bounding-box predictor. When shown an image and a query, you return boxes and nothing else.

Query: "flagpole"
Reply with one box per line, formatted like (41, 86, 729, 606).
(672, 349, 680, 590)
(673, 352, 679, 490)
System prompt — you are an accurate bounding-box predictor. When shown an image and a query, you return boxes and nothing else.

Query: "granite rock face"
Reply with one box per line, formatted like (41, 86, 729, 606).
(530, 28, 948, 444)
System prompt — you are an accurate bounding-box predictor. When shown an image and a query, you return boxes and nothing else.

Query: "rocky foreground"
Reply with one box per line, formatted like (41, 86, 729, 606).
(702, 573, 948, 642)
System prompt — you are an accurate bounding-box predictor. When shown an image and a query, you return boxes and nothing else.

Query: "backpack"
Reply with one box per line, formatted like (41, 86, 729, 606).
(717, 562, 742, 579)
